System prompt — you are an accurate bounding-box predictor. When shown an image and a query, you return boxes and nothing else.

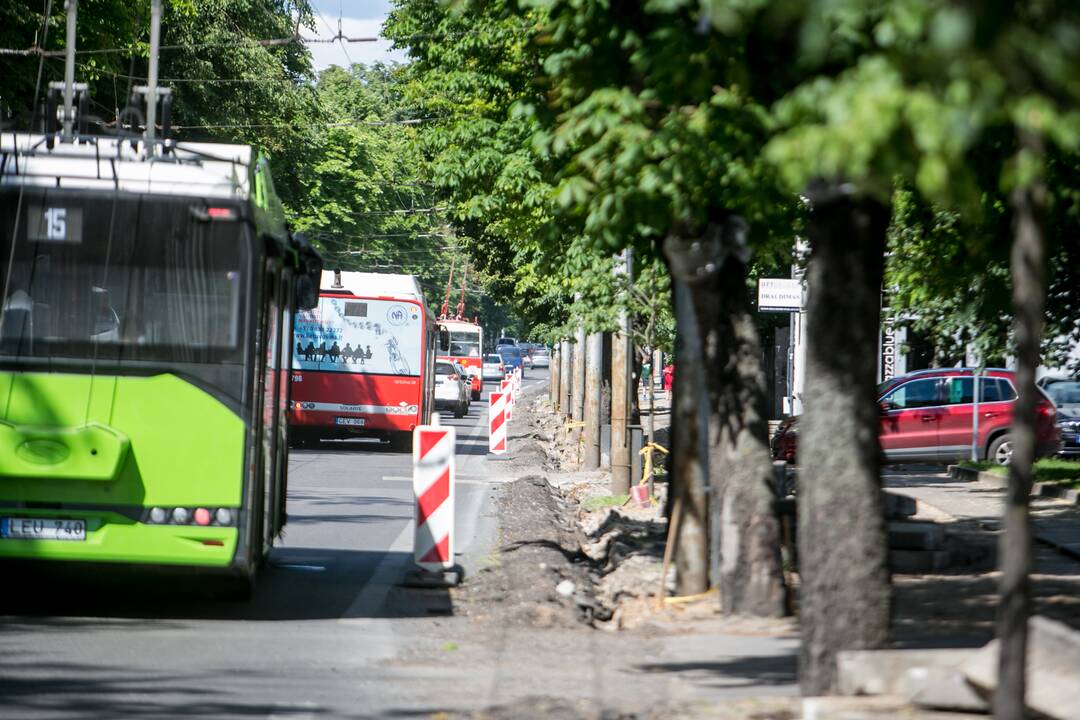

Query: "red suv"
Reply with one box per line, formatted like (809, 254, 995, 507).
(771, 368, 1061, 465)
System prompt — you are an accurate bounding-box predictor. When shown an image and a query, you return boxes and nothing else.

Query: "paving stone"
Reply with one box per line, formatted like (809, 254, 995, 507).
(888, 521, 945, 551)
(836, 648, 973, 697)
(803, 695, 986, 720)
(882, 491, 918, 518)
(899, 666, 988, 713)
(962, 615, 1080, 720)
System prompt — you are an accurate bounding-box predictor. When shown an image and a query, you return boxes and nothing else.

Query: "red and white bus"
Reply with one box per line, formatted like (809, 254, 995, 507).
(289, 270, 437, 451)
(437, 317, 483, 400)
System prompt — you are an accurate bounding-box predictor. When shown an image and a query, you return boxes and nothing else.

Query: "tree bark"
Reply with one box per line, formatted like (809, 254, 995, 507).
(712, 256, 789, 616)
(664, 218, 787, 612)
(994, 130, 1046, 720)
(798, 190, 891, 695)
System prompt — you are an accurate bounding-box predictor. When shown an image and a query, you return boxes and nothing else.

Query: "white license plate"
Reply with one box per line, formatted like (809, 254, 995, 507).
(1, 517, 86, 541)
(335, 417, 365, 426)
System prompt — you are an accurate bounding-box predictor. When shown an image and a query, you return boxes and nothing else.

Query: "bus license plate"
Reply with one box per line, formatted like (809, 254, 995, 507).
(1, 517, 86, 541)
(335, 417, 365, 426)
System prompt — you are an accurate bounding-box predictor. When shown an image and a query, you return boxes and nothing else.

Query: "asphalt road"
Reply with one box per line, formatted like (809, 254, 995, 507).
(0, 369, 550, 719)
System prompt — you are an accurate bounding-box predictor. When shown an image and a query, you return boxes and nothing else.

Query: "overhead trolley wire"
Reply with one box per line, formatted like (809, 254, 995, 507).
(0, 28, 481, 59)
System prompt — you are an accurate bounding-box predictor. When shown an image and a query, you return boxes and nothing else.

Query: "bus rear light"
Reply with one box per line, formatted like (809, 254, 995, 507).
(142, 507, 237, 526)
(206, 207, 236, 220)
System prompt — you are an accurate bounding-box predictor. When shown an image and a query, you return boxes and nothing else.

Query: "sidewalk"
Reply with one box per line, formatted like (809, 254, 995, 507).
(882, 466, 1080, 558)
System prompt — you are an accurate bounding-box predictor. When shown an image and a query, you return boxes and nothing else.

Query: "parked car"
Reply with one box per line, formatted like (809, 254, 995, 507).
(1037, 376, 1080, 458)
(496, 345, 525, 376)
(434, 360, 469, 418)
(531, 347, 551, 368)
(482, 353, 506, 381)
(771, 368, 1061, 465)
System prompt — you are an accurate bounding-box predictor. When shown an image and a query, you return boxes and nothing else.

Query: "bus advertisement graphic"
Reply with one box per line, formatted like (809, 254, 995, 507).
(293, 298, 422, 376)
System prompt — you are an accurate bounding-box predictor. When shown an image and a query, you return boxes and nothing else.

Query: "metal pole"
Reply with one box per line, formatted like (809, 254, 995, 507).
(971, 373, 981, 461)
(611, 249, 633, 493)
(561, 339, 573, 420)
(551, 344, 562, 410)
(61, 0, 77, 142)
(572, 320, 586, 447)
(145, 0, 162, 154)
(583, 331, 602, 469)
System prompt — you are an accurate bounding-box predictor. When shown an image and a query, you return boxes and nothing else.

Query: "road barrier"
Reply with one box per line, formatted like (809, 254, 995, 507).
(412, 423, 455, 572)
(501, 377, 513, 421)
(488, 391, 508, 455)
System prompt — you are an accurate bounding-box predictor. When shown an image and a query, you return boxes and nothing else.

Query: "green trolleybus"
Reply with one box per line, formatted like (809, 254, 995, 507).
(0, 133, 321, 595)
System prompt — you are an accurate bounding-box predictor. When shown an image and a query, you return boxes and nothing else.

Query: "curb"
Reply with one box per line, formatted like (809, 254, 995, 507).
(947, 464, 1080, 505)
(947, 464, 1080, 561)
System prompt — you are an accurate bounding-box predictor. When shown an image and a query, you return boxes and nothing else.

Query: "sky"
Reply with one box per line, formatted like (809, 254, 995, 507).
(306, 0, 409, 70)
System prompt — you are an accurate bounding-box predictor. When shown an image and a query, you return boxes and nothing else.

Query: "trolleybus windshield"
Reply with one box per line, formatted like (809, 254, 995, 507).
(293, 296, 424, 376)
(446, 330, 480, 358)
(0, 191, 250, 394)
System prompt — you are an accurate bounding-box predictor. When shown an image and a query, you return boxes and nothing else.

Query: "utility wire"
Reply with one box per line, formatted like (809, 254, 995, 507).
(0, 28, 481, 58)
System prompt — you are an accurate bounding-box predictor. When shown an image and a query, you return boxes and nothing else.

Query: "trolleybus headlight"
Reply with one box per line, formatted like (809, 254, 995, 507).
(215, 508, 234, 526)
(172, 507, 190, 524)
(194, 508, 212, 526)
(148, 507, 167, 524)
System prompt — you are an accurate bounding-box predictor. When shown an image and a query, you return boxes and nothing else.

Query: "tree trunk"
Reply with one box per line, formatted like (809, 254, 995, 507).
(994, 130, 1046, 720)
(664, 219, 787, 612)
(666, 269, 710, 595)
(799, 190, 891, 695)
(712, 255, 788, 616)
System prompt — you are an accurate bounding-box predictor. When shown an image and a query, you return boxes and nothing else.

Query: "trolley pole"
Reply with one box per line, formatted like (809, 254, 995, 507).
(550, 344, 561, 410)
(611, 249, 633, 494)
(571, 319, 586, 446)
(561, 339, 573, 420)
(61, 0, 78, 142)
(583, 331, 602, 469)
(145, 0, 163, 154)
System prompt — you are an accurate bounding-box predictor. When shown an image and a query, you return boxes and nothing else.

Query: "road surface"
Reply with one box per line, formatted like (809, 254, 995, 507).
(0, 370, 550, 719)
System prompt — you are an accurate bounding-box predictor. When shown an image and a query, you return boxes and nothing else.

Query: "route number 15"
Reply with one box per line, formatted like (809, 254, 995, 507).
(44, 208, 67, 240)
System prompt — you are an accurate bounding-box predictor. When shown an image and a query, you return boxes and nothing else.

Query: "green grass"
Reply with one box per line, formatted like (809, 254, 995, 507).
(580, 494, 630, 511)
(957, 458, 1080, 487)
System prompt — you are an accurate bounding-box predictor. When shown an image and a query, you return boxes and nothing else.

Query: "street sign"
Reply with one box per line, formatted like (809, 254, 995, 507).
(757, 278, 803, 312)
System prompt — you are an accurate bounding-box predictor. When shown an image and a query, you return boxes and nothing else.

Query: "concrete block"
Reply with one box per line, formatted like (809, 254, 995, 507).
(882, 491, 917, 518)
(888, 521, 945, 551)
(836, 648, 973, 697)
(962, 615, 1080, 720)
(889, 549, 952, 574)
(899, 666, 988, 712)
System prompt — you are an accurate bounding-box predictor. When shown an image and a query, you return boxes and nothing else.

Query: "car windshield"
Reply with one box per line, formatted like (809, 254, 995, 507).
(484, 354, 502, 363)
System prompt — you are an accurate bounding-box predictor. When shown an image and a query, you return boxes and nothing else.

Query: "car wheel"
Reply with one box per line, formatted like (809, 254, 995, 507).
(989, 434, 1013, 465)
